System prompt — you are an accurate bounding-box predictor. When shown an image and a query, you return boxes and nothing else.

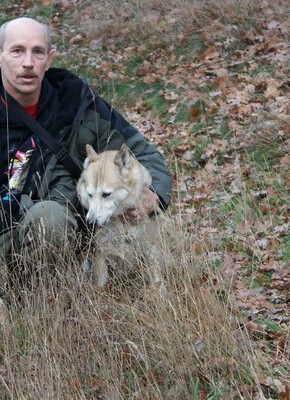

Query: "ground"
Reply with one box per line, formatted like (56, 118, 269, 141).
(0, 0, 289, 398)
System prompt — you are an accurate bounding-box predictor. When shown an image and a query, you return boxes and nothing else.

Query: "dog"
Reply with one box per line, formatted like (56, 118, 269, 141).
(77, 144, 152, 226)
(77, 144, 166, 293)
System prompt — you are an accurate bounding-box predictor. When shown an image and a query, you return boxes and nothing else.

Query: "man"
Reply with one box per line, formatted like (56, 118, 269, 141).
(0, 18, 172, 268)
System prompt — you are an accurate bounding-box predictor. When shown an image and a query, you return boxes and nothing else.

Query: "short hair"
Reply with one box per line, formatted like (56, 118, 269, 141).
(0, 18, 52, 52)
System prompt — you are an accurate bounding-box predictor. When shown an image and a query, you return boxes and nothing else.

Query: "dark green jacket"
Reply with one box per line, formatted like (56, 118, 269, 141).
(0, 68, 172, 223)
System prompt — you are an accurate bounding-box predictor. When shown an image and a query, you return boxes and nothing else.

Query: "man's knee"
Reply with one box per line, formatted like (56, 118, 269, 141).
(0, 230, 13, 262)
(19, 200, 78, 244)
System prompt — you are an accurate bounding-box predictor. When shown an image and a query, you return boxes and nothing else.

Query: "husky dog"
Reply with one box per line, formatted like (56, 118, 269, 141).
(77, 144, 165, 292)
(77, 144, 152, 227)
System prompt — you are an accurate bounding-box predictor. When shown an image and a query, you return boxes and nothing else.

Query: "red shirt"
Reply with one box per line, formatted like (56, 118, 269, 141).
(0, 97, 38, 118)
(24, 103, 38, 118)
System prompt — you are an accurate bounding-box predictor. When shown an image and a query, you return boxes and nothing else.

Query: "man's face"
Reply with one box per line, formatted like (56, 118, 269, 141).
(0, 19, 54, 106)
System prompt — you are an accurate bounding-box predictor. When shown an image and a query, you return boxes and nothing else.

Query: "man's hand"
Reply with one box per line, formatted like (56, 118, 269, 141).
(122, 187, 159, 224)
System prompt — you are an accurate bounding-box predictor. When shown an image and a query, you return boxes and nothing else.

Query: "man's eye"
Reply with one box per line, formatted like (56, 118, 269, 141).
(11, 49, 22, 55)
(102, 192, 111, 198)
(34, 49, 46, 58)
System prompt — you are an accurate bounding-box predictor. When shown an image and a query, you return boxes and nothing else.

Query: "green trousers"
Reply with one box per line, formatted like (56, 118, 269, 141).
(0, 200, 77, 262)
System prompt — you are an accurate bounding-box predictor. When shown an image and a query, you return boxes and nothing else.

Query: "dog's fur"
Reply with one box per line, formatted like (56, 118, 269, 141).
(77, 144, 152, 226)
(77, 144, 166, 291)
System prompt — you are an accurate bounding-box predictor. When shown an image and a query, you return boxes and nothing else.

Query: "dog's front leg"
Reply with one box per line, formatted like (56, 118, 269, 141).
(145, 244, 167, 299)
(93, 252, 109, 287)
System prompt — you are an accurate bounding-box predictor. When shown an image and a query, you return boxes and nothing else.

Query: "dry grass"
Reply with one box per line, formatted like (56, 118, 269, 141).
(62, 0, 289, 37)
(1, 0, 289, 398)
(0, 216, 268, 399)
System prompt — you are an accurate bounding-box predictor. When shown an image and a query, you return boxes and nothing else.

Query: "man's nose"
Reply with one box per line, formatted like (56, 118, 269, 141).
(22, 52, 34, 67)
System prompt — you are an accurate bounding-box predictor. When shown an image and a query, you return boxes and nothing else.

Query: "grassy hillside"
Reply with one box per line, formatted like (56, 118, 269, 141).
(0, 0, 289, 398)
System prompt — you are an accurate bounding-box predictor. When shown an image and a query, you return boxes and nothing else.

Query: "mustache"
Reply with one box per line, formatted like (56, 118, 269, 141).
(18, 73, 38, 78)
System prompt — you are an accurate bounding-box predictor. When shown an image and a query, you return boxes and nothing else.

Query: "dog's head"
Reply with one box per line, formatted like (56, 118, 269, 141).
(77, 144, 151, 226)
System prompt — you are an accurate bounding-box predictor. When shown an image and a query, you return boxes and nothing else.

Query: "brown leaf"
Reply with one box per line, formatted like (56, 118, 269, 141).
(265, 80, 281, 99)
(279, 385, 290, 400)
(136, 60, 153, 77)
(197, 45, 220, 61)
(56, 0, 70, 7)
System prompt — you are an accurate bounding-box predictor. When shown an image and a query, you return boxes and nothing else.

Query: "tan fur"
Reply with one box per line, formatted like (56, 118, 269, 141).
(77, 144, 152, 226)
(77, 145, 166, 294)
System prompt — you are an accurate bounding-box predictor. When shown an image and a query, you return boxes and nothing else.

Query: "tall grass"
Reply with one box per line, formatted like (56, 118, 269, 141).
(0, 0, 289, 398)
(0, 215, 267, 399)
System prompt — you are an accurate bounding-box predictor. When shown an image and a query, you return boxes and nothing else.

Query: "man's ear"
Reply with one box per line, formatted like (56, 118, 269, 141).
(45, 50, 55, 71)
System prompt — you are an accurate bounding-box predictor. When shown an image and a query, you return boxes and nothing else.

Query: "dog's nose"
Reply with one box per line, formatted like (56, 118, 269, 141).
(86, 212, 104, 227)
(86, 211, 97, 225)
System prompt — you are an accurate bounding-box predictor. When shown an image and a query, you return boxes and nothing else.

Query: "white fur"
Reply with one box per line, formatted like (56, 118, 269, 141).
(77, 144, 152, 226)
(77, 144, 167, 296)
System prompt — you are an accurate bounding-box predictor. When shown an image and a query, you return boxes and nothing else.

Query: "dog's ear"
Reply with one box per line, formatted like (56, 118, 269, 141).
(86, 144, 99, 162)
(114, 144, 131, 169)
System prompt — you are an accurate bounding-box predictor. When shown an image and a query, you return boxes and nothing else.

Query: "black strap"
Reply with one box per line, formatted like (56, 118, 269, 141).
(4, 92, 82, 179)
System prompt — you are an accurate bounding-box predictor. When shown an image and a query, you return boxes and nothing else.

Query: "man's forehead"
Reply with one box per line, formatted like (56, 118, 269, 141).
(6, 18, 45, 31)
(5, 20, 47, 42)
(4, 20, 48, 47)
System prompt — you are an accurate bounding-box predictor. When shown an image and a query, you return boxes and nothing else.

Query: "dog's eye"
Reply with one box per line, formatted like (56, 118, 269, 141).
(102, 192, 111, 198)
(88, 193, 93, 198)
